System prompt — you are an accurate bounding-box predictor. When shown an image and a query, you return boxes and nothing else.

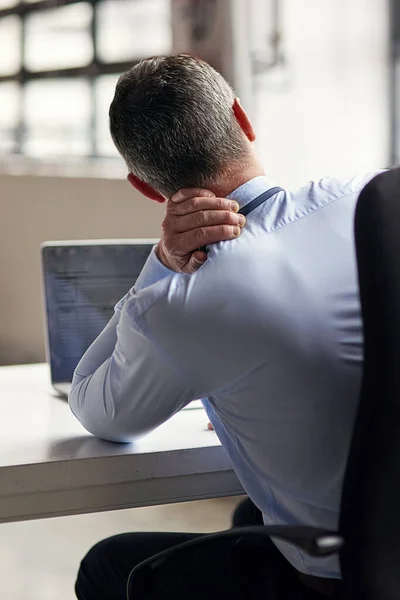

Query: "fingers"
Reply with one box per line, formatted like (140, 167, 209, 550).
(171, 188, 215, 203)
(166, 210, 246, 234)
(183, 251, 208, 274)
(178, 224, 242, 253)
(169, 195, 240, 216)
(162, 188, 244, 275)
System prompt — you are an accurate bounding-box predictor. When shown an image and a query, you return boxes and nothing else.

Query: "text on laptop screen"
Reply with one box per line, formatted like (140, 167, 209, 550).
(42, 243, 153, 384)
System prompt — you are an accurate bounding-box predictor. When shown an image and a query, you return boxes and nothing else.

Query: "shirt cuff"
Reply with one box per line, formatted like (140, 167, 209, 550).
(134, 246, 174, 292)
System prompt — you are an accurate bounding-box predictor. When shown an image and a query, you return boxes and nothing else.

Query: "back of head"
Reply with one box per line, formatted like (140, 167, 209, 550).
(109, 54, 249, 197)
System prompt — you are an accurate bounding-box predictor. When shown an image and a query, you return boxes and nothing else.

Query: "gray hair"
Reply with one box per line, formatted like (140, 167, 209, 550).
(109, 54, 249, 197)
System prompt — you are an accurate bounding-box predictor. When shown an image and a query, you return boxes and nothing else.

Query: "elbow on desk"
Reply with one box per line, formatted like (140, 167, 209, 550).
(68, 377, 149, 444)
(69, 400, 149, 443)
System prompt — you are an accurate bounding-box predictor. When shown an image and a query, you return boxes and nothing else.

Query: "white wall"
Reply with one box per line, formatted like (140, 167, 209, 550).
(0, 0, 390, 365)
(254, 0, 389, 187)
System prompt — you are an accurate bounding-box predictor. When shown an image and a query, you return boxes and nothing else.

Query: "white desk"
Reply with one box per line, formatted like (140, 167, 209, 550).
(0, 364, 243, 523)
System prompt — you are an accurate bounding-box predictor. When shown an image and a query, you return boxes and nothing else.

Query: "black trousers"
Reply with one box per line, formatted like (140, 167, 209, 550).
(75, 498, 328, 600)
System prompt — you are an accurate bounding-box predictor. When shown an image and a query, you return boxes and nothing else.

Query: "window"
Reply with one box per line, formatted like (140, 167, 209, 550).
(95, 74, 120, 156)
(0, 0, 172, 160)
(0, 83, 20, 152)
(25, 4, 94, 72)
(97, 0, 171, 63)
(24, 79, 92, 156)
(0, 0, 18, 7)
(0, 16, 21, 75)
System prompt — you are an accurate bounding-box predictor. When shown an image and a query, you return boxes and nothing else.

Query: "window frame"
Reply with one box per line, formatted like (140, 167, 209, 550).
(0, 0, 143, 157)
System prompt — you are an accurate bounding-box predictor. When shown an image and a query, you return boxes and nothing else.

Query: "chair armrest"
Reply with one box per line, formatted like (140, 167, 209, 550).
(146, 526, 342, 562)
(255, 525, 343, 556)
(127, 525, 343, 599)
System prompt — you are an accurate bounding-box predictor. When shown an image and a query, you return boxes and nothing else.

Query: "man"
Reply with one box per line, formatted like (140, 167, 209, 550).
(70, 54, 377, 599)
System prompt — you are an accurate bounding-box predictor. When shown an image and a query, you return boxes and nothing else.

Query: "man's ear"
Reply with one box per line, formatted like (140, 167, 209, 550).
(232, 98, 256, 142)
(127, 173, 166, 203)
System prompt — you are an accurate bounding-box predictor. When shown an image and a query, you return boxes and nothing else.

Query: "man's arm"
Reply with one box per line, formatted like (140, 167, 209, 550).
(69, 190, 242, 441)
(69, 302, 198, 442)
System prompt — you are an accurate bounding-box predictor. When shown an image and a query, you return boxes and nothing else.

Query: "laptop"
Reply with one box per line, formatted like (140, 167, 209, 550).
(41, 239, 202, 410)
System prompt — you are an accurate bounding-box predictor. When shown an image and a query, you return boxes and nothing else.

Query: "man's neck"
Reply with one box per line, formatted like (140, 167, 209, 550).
(207, 163, 265, 199)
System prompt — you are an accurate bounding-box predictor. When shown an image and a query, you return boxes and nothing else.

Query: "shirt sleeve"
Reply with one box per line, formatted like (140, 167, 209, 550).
(114, 246, 173, 314)
(134, 246, 174, 291)
(68, 250, 194, 443)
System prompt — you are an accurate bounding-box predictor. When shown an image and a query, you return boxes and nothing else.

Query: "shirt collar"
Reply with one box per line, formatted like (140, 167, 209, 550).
(227, 176, 278, 209)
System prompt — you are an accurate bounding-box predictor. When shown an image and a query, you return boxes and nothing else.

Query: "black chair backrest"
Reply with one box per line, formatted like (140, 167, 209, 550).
(340, 169, 400, 600)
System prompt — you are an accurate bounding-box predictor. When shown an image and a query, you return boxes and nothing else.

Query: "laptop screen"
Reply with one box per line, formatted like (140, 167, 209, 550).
(42, 241, 155, 385)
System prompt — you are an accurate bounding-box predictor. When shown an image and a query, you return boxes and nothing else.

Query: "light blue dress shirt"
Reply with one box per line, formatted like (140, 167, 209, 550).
(70, 173, 378, 578)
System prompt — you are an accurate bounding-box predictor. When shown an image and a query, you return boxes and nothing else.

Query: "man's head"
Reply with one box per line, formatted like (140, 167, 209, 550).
(109, 54, 257, 202)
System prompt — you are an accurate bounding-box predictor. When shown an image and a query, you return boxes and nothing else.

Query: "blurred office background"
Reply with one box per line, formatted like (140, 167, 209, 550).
(0, 0, 392, 597)
(0, 0, 390, 367)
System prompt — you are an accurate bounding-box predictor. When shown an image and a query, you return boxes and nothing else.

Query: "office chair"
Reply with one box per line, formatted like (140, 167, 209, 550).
(127, 169, 400, 600)
(339, 167, 400, 600)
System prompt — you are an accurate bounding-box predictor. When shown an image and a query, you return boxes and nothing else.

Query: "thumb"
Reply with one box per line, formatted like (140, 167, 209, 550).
(186, 251, 207, 273)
